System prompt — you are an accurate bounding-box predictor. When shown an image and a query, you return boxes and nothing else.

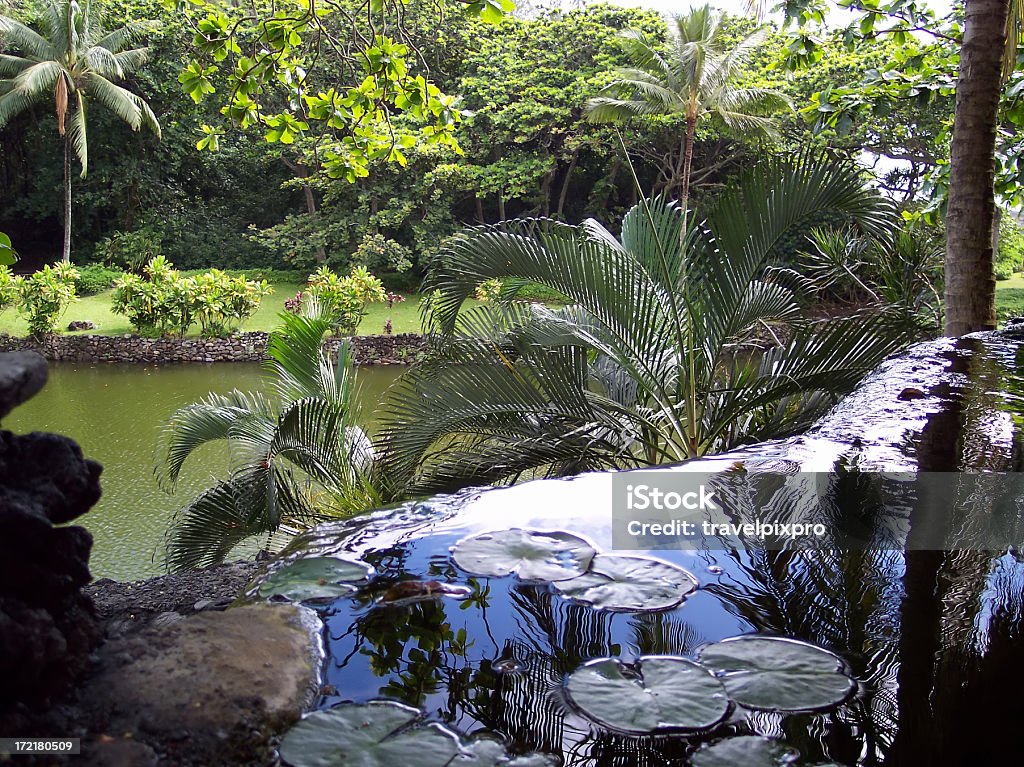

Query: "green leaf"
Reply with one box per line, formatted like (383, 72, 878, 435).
(451, 528, 596, 581)
(280, 702, 460, 767)
(697, 636, 856, 712)
(0, 233, 18, 266)
(258, 555, 373, 602)
(552, 554, 698, 611)
(565, 656, 730, 733)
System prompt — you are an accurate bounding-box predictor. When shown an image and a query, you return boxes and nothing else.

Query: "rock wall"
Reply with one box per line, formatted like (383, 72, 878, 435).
(0, 352, 103, 732)
(0, 332, 426, 365)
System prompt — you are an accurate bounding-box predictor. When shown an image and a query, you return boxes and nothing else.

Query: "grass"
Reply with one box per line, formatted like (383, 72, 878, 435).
(0, 283, 451, 337)
(996, 273, 1024, 322)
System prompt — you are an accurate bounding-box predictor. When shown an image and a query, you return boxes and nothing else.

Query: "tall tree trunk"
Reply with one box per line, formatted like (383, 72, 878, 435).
(556, 149, 580, 218)
(475, 196, 484, 224)
(679, 116, 696, 218)
(497, 193, 506, 222)
(62, 136, 71, 263)
(944, 0, 1009, 335)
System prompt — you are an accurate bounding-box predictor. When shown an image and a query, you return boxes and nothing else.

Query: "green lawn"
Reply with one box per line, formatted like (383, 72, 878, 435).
(996, 273, 1024, 322)
(0, 283, 447, 337)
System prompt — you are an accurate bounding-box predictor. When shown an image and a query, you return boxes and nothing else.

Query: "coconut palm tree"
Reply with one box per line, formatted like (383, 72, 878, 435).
(156, 306, 382, 571)
(586, 4, 790, 217)
(0, 0, 161, 261)
(377, 153, 911, 496)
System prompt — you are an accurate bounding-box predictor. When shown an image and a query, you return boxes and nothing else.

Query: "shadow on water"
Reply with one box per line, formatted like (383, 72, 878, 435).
(274, 331, 1024, 766)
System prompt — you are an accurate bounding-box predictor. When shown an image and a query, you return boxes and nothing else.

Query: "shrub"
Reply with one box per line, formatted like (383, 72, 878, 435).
(14, 263, 79, 337)
(111, 257, 271, 337)
(353, 233, 413, 274)
(0, 264, 16, 310)
(95, 227, 163, 274)
(73, 264, 124, 296)
(306, 265, 386, 335)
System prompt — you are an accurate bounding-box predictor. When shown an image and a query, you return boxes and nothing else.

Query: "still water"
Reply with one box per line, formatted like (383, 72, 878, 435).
(267, 332, 1024, 767)
(4, 362, 401, 581)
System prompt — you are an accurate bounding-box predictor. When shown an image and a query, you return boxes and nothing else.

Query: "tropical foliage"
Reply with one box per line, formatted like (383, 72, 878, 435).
(12, 261, 79, 336)
(0, 0, 161, 260)
(377, 154, 911, 495)
(301, 265, 387, 336)
(586, 4, 791, 211)
(110, 256, 271, 337)
(156, 306, 381, 570)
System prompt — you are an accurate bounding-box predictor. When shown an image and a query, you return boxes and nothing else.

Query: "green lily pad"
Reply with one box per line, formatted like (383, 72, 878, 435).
(552, 554, 698, 611)
(258, 555, 372, 602)
(279, 701, 460, 767)
(451, 529, 596, 581)
(691, 736, 798, 767)
(453, 739, 560, 766)
(697, 636, 856, 712)
(565, 655, 730, 734)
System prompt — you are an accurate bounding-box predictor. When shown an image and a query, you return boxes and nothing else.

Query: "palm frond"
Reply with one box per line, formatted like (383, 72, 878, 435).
(111, 46, 149, 74)
(68, 90, 87, 175)
(12, 59, 63, 96)
(80, 71, 141, 128)
(94, 21, 149, 55)
(164, 480, 274, 572)
(0, 53, 32, 77)
(155, 390, 276, 489)
(0, 87, 34, 128)
(0, 17, 58, 61)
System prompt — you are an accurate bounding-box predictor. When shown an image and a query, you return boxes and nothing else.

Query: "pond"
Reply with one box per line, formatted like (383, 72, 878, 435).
(4, 361, 402, 581)
(257, 331, 1024, 767)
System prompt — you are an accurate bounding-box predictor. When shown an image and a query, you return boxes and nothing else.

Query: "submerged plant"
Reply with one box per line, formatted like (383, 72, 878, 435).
(379, 154, 911, 495)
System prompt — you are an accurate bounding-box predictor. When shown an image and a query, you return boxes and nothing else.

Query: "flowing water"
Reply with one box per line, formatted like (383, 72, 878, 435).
(3, 361, 402, 581)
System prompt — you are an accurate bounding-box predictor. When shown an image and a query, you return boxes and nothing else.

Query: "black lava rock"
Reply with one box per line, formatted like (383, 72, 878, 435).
(0, 351, 103, 731)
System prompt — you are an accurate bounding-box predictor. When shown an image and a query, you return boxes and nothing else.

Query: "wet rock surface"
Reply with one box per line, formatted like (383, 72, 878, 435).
(74, 604, 321, 767)
(0, 351, 103, 732)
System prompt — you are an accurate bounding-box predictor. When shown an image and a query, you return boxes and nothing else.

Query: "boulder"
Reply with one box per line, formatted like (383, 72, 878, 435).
(0, 351, 103, 732)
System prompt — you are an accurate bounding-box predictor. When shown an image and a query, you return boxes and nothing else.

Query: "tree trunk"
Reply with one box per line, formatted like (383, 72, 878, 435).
(281, 156, 326, 262)
(497, 193, 506, 222)
(556, 149, 580, 219)
(944, 0, 1008, 335)
(475, 196, 484, 224)
(62, 136, 71, 263)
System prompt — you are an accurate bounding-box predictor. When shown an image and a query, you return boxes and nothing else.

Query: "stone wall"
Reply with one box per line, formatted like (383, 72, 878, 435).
(0, 331, 425, 365)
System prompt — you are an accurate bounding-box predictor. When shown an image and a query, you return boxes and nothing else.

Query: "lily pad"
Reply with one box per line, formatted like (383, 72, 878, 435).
(258, 556, 373, 602)
(453, 739, 560, 766)
(552, 554, 698, 611)
(697, 636, 856, 712)
(451, 529, 596, 581)
(279, 701, 460, 767)
(691, 736, 798, 767)
(565, 655, 729, 734)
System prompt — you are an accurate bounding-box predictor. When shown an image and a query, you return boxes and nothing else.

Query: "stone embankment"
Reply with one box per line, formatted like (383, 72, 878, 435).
(0, 331, 425, 365)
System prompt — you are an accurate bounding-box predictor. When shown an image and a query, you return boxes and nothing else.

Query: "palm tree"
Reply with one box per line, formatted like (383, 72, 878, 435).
(378, 153, 911, 496)
(586, 4, 790, 218)
(0, 0, 161, 261)
(156, 306, 382, 571)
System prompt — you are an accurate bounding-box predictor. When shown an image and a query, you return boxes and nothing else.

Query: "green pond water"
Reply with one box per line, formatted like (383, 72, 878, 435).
(4, 361, 401, 582)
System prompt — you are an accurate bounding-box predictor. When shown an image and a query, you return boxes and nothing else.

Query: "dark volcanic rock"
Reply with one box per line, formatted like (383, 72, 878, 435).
(0, 351, 103, 732)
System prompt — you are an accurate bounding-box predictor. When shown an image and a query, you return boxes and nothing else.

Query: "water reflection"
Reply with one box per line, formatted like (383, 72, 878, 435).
(287, 332, 1024, 766)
